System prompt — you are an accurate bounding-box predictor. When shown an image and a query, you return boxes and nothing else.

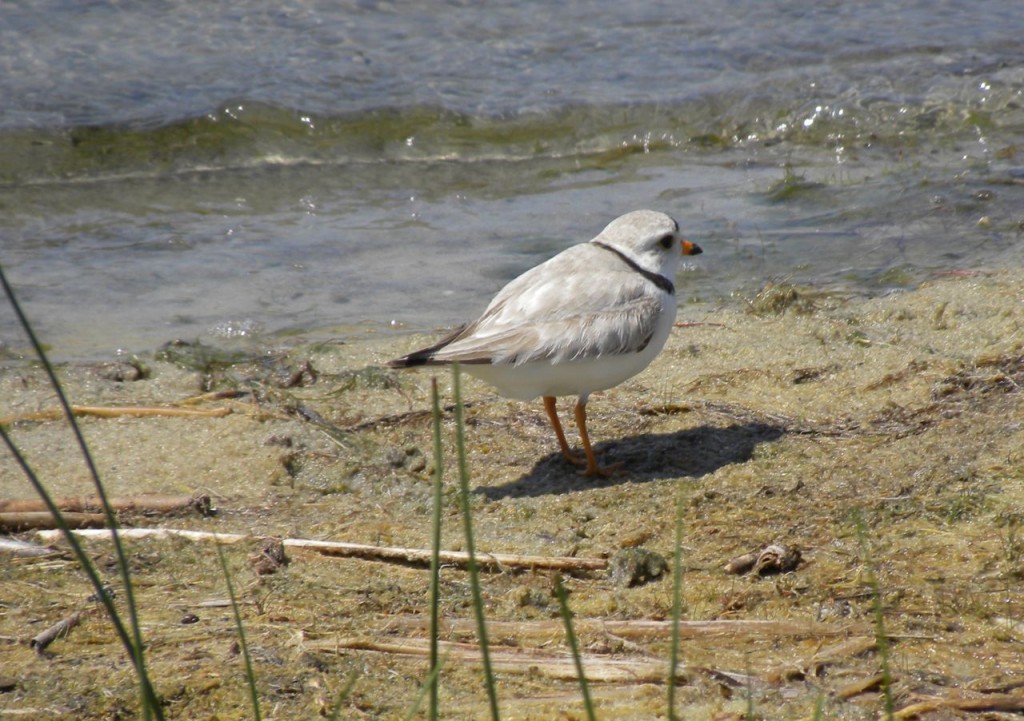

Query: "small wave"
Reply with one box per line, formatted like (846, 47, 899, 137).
(1, 72, 1021, 187)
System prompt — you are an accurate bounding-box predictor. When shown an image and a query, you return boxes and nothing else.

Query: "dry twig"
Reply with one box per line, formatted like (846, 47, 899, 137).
(34, 527, 609, 572)
(893, 693, 1024, 718)
(285, 536, 607, 571)
(835, 673, 889, 699)
(29, 611, 83, 655)
(0, 404, 231, 427)
(0, 512, 106, 532)
(0, 493, 212, 516)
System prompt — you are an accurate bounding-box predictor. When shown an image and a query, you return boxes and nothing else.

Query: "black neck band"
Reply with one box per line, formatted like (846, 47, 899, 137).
(592, 241, 675, 295)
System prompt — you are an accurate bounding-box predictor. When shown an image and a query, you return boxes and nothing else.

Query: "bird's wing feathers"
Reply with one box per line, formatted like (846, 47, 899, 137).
(410, 245, 667, 366)
(435, 295, 663, 365)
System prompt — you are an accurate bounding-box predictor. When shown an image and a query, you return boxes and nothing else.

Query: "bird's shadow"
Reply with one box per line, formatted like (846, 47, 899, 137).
(475, 421, 784, 499)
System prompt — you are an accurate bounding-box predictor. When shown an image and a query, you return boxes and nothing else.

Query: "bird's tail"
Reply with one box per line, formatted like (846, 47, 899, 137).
(385, 324, 468, 368)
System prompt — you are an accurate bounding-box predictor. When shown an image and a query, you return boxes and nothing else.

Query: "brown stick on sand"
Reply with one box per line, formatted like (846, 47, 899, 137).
(0, 512, 107, 532)
(0, 404, 231, 427)
(30, 611, 83, 654)
(36, 528, 250, 545)
(893, 694, 1024, 718)
(34, 528, 610, 572)
(0, 493, 213, 516)
(284, 537, 609, 571)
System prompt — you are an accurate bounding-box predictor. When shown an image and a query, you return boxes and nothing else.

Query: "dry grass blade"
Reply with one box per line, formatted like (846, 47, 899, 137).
(392, 615, 864, 640)
(806, 637, 880, 672)
(0, 536, 60, 558)
(306, 636, 692, 684)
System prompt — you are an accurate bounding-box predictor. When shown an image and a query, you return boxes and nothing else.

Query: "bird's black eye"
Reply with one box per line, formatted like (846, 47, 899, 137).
(658, 234, 674, 249)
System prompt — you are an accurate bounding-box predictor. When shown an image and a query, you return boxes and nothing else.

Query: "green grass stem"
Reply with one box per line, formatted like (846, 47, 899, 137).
(853, 511, 895, 720)
(451, 363, 500, 721)
(667, 493, 686, 720)
(0, 264, 162, 720)
(215, 542, 262, 721)
(555, 578, 597, 721)
(428, 377, 444, 721)
(811, 693, 826, 719)
(403, 655, 446, 721)
(326, 671, 360, 721)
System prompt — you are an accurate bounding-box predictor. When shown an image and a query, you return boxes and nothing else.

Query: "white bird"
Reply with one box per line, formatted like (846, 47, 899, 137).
(387, 209, 702, 476)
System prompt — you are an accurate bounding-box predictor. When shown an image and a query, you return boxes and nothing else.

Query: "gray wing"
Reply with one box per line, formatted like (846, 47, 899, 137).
(420, 244, 667, 366)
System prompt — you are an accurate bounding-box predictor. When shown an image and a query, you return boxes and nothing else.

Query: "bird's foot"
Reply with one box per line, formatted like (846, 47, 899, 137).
(559, 449, 588, 467)
(578, 460, 625, 478)
(559, 442, 624, 477)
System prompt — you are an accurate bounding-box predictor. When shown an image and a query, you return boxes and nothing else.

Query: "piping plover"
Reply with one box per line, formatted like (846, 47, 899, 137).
(387, 209, 702, 476)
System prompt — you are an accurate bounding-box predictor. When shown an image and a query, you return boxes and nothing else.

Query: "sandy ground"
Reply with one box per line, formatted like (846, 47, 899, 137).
(2, 268, 1024, 719)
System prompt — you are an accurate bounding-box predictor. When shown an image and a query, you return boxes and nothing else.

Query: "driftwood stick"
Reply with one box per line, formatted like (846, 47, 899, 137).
(391, 615, 864, 640)
(894, 694, 1024, 718)
(0, 493, 212, 516)
(285, 537, 608, 571)
(30, 611, 83, 654)
(33, 528, 609, 572)
(0, 404, 231, 427)
(68, 404, 231, 419)
(306, 636, 689, 684)
(0, 512, 107, 532)
(835, 673, 889, 699)
(36, 528, 249, 545)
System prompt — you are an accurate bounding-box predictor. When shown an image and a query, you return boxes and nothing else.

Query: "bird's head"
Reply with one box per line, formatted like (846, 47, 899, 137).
(592, 209, 702, 280)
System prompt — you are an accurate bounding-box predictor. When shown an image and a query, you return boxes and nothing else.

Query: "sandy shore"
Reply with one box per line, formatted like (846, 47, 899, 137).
(2, 268, 1023, 718)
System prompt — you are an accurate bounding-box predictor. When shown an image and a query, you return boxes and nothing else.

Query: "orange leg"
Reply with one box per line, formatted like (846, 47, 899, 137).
(543, 396, 586, 466)
(574, 399, 624, 477)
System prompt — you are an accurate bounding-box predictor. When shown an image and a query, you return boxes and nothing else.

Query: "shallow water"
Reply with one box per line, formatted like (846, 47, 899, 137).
(1, 0, 1022, 359)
